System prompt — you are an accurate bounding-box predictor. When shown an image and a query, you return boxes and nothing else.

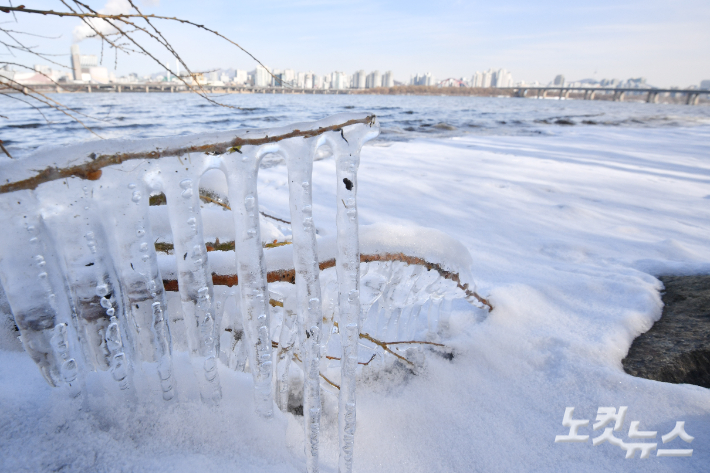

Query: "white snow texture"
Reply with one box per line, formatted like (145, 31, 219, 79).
(1, 114, 709, 473)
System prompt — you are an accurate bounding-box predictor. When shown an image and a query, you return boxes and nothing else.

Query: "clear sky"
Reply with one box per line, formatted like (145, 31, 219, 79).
(4, 0, 710, 87)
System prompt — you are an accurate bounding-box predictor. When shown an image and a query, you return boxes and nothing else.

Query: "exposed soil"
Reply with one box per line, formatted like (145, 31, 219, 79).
(623, 275, 710, 389)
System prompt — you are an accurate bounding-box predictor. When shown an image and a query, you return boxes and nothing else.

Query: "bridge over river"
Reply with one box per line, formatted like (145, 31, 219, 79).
(499, 86, 709, 105)
(8, 82, 710, 105)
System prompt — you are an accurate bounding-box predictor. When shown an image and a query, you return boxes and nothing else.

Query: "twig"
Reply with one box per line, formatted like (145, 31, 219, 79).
(163, 248, 492, 314)
(359, 331, 414, 367)
(0, 5, 285, 87)
(385, 340, 445, 347)
(260, 210, 291, 225)
(0, 91, 52, 123)
(292, 353, 339, 390)
(325, 353, 377, 366)
(0, 79, 102, 138)
(0, 115, 376, 194)
(199, 194, 230, 210)
(200, 192, 291, 225)
(0, 140, 12, 159)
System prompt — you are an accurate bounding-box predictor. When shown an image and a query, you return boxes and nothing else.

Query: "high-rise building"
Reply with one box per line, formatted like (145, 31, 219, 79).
(69, 44, 108, 82)
(254, 65, 270, 87)
(350, 70, 366, 89)
(70, 44, 82, 80)
(282, 69, 295, 87)
(472, 71, 482, 87)
(553, 74, 565, 86)
(493, 68, 513, 88)
(700, 80, 710, 90)
(234, 70, 248, 85)
(297, 71, 306, 88)
(484, 70, 493, 87)
(382, 71, 394, 88)
(410, 73, 435, 86)
(331, 71, 347, 89)
(365, 70, 381, 88)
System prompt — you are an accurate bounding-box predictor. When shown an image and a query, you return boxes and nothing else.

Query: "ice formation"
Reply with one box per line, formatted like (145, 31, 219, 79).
(0, 113, 489, 472)
(0, 113, 389, 472)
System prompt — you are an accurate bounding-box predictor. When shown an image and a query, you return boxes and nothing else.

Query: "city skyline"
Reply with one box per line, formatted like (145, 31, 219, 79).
(15, 46, 696, 91)
(1, 1, 709, 88)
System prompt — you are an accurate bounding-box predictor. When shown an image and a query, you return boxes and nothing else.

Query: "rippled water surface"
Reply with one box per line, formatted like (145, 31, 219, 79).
(2, 92, 710, 157)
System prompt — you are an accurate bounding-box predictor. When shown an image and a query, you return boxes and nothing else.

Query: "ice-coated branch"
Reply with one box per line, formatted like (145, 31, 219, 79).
(0, 115, 376, 195)
(162, 252, 492, 312)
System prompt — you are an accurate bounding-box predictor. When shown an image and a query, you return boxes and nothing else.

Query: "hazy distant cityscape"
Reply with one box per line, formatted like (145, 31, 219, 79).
(1, 44, 709, 92)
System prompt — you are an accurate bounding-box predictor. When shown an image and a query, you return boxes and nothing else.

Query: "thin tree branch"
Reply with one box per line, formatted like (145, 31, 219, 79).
(0, 5, 284, 86)
(385, 340, 446, 347)
(325, 354, 377, 366)
(0, 90, 52, 123)
(0, 115, 376, 194)
(0, 78, 102, 138)
(0, 29, 61, 39)
(0, 139, 12, 158)
(70, 1, 227, 107)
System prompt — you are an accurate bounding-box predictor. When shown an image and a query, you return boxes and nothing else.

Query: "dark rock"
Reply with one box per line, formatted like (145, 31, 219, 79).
(622, 275, 710, 389)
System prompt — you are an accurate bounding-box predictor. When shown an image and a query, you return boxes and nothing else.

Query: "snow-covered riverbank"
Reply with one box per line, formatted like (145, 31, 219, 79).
(1, 122, 709, 472)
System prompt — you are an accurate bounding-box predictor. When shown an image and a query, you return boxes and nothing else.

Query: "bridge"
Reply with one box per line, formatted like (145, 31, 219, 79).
(7, 82, 710, 104)
(499, 86, 709, 105)
(11, 82, 355, 95)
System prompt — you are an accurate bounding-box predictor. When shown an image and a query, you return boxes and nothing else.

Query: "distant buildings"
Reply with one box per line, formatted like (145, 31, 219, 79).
(701, 80, 710, 90)
(234, 70, 248, 85)
(16, 52, 699, 92)
(471, 70, 492, 87)
(331, 71, 348, 90)
(350, 70, 366, 89)
(70, 44, 109, 83)
(471, 68, 512, 88)
(365, 70, 381, 89)
(410, 72, 436, 86)
(254, 65, 271, 87)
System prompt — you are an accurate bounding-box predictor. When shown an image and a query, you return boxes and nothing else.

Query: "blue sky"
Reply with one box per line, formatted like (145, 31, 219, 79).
(4, 0, 710, 87)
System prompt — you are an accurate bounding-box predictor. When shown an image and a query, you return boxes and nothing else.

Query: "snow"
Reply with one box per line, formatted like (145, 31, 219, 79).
(2, 121, 710, 472)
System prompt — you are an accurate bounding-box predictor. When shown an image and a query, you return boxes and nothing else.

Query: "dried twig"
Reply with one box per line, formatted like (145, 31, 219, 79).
(198, 194, 231, 210)
(0, 78, 103, 138)
(359, 331, 414, 367)
(385, 340, 445, 347)
(0, 4, 284, 86)
(292, 353, 339, 390)
(162, 248, 492, 314)
(0, 140, 12, 159)
(0, 115, 376, 194)
(325, 353, 377, 366)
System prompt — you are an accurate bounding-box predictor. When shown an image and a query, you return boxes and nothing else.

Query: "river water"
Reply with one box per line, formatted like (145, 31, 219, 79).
(2, 92, 710, 157)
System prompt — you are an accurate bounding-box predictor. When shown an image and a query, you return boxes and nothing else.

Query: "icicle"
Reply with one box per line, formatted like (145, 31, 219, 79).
(275, 287, 297, 412)
(37, 180, 135, 395)
(163, 170, 221, 404)
(331, 122, 379, 473)
(95, 177, 176, 401)
(0, 191, 84, 394)
(225, 147, 274, 418)
(282, 137, 327, 472)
